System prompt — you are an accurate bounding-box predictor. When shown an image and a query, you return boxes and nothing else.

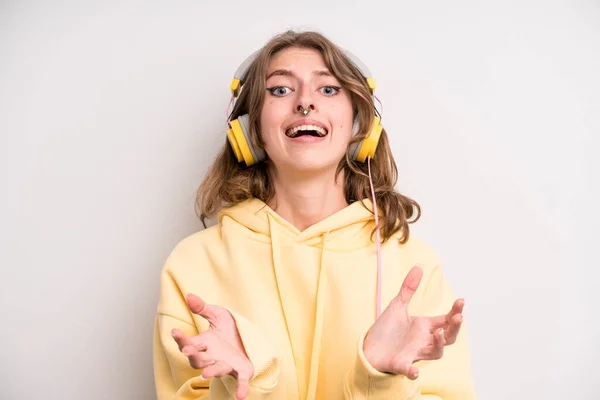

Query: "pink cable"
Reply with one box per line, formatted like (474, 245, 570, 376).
(374, 95, 383, 119)
(367, 157, 383, 318)
(226, 94, 234, 119)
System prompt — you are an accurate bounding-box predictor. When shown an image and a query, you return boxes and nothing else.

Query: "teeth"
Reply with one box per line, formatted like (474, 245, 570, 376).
(285, 125, 328, 137)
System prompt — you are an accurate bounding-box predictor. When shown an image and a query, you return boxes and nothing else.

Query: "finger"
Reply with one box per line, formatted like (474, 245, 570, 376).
(429, 315, 449, 330)
(407, 365, 420, 380)
(186, 333, 211, 351)
(398, 266, 423, 305)
(201, 359, 233, 379)
(449, 298, 465, 318)
(191, 346, 212, 362)
(391, 356, 420, 380)
(236, 371, 251, 400)
(171, 329, 190, 351)
(416, 328, 445, 361)
(172, 329, 211, 353)
(186, 293, 219, 324)
(193, 342, 208, 352)
(182, 345, 215, 370)
(429, 299, 465, 330)
(232, 356, 254, 399)
(442, 313, 463, 345)
(432, 328, 445, 358)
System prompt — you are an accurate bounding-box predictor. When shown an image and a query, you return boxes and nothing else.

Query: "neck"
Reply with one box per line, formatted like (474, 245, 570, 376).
(268, 168, 348, 231)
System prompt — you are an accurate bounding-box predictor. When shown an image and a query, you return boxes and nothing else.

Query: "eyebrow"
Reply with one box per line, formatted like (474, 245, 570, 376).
(266, 69, 333, 80)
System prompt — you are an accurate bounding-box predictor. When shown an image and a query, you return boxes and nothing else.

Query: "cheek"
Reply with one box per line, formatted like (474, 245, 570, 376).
(328, 97, 354, 136)
(333, 112, 354, 138)
(260, 100, 282, 145)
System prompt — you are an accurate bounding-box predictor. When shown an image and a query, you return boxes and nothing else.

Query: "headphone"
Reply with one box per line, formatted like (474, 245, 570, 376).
(226, 49, 383, 166)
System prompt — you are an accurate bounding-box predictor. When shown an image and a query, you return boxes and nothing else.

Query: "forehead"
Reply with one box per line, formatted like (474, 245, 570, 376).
(267, 47, 328, 71)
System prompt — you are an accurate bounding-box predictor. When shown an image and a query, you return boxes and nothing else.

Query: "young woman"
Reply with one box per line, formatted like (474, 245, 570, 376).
(153, 30, 476, 400)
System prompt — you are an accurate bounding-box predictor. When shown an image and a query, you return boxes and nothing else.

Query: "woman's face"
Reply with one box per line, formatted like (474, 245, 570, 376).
(259, 47, 354, 175)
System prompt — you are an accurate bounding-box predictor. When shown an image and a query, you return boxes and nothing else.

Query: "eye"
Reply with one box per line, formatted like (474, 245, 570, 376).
(319, 86, 341, 96)
(267, 86, 293, 97)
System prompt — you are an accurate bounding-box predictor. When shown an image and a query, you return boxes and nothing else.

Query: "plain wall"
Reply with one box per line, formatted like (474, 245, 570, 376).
(1, 0, 599, 399)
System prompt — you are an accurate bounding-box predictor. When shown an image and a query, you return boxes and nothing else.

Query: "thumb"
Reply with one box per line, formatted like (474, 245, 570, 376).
(396, 266, 423, 305)
(186, 293, 218, 324)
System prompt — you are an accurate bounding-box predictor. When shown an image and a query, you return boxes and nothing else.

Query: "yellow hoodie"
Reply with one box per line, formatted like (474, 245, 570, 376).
(153, 198, 476, 399)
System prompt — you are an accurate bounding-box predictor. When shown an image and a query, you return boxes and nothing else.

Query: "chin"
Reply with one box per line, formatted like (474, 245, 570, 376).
(280, 154, 343, 175)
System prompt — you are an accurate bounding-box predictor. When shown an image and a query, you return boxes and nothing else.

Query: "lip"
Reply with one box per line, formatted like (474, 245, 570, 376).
(284, 118, 329, 133)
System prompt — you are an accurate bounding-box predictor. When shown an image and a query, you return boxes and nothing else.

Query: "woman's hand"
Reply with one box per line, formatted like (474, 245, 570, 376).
(172, 293, 253, 400)
(363, 266, 464, 380)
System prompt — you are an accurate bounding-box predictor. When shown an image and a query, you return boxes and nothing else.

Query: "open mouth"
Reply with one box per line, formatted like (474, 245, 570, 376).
(285, 125, 328, 138)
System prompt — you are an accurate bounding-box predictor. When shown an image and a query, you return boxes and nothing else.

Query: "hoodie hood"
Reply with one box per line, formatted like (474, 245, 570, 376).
(217, 197, 378, 250)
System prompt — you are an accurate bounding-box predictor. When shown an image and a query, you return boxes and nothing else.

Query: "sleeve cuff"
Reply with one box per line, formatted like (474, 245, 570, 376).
(346, 330, 419, 398)
(226, 310, 281, 391)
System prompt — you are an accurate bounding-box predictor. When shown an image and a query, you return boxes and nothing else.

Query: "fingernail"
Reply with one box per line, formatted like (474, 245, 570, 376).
(199, 374, 205, 380)
(458, 315, 464, 323)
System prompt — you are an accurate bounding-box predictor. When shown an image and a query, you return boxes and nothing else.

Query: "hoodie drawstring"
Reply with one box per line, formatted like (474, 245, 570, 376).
(266, 213, 299, 380)
(305, 231, 330, 400)
(267, 213, 329, 399)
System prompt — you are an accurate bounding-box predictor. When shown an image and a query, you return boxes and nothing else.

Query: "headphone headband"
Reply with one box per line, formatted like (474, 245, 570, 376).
(230, 50, 260, 97)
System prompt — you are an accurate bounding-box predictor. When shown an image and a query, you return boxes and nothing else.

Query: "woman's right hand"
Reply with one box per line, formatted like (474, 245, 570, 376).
(172, 293, 254, 400)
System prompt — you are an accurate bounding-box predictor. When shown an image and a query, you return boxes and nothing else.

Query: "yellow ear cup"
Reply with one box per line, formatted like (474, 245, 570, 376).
(227, 128, 243, 163)
(227, 118, 256, 166)
(355, 116, 383, 163)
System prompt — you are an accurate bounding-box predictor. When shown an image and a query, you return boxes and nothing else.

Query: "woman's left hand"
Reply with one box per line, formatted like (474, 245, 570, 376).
(363, 266, 464, 379)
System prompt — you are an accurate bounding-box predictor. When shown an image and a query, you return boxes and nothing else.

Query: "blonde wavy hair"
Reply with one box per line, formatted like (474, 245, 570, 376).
(196, 30, 420, 243)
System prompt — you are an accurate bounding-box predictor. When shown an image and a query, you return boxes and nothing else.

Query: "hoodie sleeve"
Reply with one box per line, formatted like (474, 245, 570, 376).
(153, 267, 282, 399)
(343, 264, 476, 399)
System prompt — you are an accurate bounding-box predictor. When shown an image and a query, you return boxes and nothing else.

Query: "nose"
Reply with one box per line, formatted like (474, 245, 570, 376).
(297, 104, 315, 115)
(295, 84, 317, 115)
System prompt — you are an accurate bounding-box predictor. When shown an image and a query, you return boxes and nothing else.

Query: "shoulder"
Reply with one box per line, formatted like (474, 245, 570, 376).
(393, 230, 441, 260)
(390, 230, 444, 273)
(388, 232, 458, 313)
(160, 224, 223, 275)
